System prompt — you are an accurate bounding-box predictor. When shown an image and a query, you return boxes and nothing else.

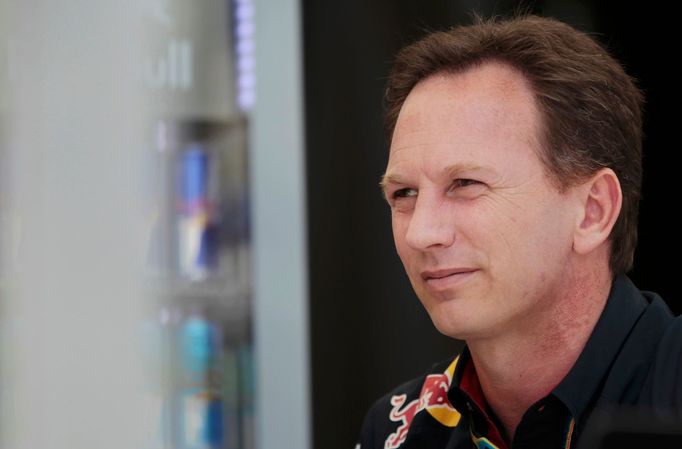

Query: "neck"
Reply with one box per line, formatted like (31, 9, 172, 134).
(466, 265, 613, 442)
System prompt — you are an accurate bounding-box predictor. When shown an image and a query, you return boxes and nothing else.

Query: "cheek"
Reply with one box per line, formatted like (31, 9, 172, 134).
(392, 213, 414, 265)
(463, 199, 519, 252)
(495, 200, 572, 274)
(472, 199, 549, 271)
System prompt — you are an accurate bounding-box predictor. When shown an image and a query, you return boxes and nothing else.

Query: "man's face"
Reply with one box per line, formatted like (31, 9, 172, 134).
(383, 62, 579, 341)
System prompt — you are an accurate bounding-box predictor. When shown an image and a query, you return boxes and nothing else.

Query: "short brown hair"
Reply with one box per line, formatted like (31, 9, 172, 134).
(385, 15, 644, 276)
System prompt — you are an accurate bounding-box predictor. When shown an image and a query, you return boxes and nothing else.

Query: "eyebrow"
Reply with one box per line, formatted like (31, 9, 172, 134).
(379, 173, 405, 191)
(444, 163, 497, 178)
(380, 162, 496, 191)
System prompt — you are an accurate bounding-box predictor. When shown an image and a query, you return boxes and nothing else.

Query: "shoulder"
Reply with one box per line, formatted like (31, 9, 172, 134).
(643, 310, 682, 413)
(356, 358, 456, 449)
(650, 314, 682, 388)
(656, 314, 682, 355)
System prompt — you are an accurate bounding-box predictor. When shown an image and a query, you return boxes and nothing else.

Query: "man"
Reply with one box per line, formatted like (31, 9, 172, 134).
(357, 15, 681, 449)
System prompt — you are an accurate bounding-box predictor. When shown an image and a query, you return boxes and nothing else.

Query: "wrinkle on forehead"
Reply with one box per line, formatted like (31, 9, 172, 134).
(390, 61, 544, 158)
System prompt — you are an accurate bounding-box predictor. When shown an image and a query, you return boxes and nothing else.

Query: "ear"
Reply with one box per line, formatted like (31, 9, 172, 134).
(573, 168, 623, 256)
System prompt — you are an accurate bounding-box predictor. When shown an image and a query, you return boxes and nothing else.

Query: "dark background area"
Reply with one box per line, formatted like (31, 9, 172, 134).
(302, 2, 679, 448)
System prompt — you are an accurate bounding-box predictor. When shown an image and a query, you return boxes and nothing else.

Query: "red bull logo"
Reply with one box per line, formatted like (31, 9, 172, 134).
(384, 357, 462, 449)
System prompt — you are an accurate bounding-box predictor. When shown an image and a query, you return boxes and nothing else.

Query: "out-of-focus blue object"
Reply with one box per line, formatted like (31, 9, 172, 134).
(178, 313, 224, 449)
(177, 144, 218, 280)
(181, 146, 208, 211)
(181, 314, 218, 377)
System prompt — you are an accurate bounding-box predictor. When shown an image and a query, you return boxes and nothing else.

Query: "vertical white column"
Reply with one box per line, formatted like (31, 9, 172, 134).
(251, 0, 311, 448)
(0, 1, 152, 449)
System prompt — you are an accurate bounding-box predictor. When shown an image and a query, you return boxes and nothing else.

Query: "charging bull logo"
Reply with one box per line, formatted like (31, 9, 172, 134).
(384, 357, 462, 449)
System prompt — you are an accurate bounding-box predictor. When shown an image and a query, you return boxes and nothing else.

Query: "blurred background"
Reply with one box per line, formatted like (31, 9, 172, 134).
(0, 1, 678, 449)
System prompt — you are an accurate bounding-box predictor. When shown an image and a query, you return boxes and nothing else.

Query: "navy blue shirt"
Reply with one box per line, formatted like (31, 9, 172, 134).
(357, 275, 682, 449)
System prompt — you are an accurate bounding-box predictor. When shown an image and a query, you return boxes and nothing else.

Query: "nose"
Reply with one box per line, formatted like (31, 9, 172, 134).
(404, 194, 456, 250)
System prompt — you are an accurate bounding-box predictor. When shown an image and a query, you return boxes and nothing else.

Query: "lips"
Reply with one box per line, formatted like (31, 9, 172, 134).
(421, 268, 478, 291)
(422, 268, 477, 280)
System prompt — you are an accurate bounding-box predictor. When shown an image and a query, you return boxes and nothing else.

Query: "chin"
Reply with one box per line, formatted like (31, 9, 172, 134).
(427, 308, 473, 340)
(425, 294, 498, 341)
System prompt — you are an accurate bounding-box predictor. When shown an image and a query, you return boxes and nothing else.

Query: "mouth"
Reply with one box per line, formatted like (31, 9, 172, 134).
(421, 268, 478, 291)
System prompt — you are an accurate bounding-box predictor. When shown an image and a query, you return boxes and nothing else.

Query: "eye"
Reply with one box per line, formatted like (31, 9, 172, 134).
(446, 179, 485, 198)
(452, 179, 480, 188)
(392, 187, 417, 199)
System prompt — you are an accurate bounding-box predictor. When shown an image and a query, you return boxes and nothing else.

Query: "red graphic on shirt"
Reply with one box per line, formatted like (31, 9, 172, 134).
(384, 371, 456, 449)
(385, 394, 419, 449)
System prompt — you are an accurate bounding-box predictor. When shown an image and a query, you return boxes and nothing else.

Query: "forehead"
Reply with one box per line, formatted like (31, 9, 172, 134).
(387, 62, 544, 174)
